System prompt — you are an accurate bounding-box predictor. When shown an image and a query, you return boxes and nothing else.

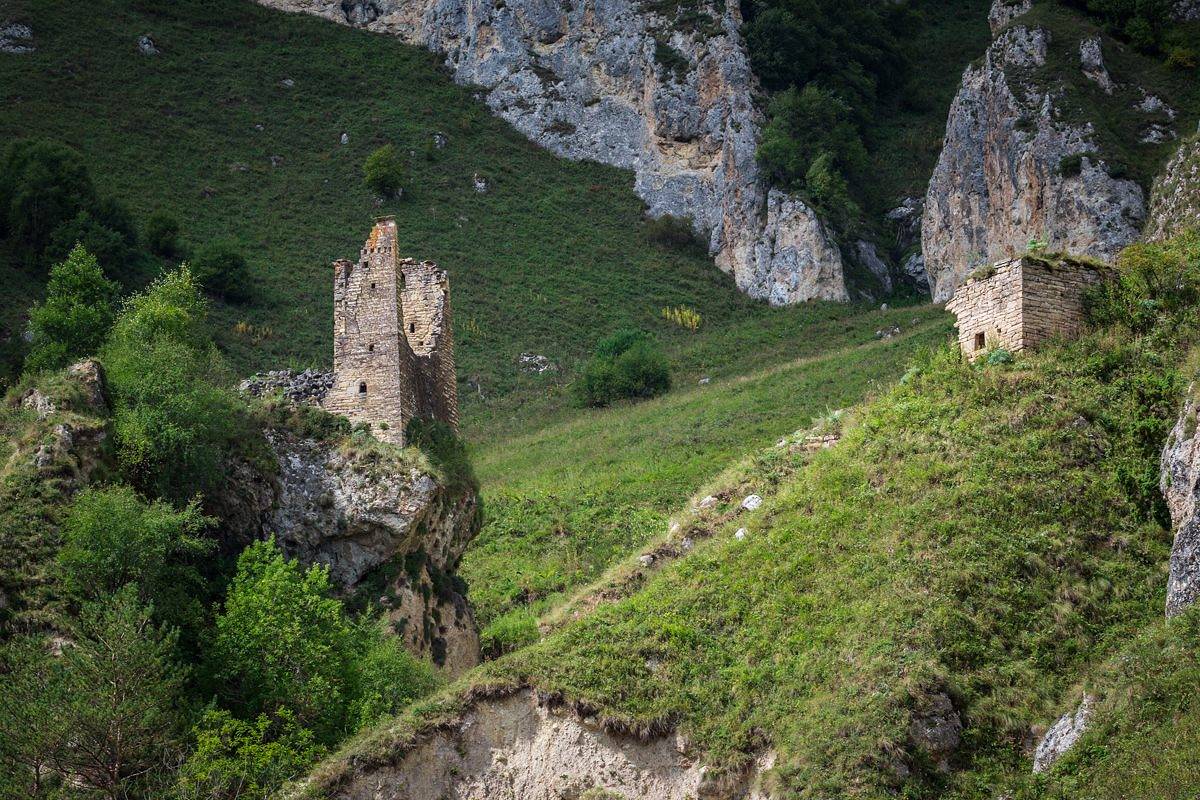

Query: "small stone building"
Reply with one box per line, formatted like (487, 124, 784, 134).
(321, 217, 459, 445)
(945, 256, 1105, 360)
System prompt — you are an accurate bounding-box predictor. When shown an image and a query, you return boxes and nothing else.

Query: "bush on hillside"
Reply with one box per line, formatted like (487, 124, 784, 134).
(0, 138, 97, 252)
(404, 417, 478, 492)
(644, 214, 701, 249)
(1088, 230, 1200, 332)
(191, 239, 250, 301)
(576, 329, 671, 407)
(363, 144, 404, 199)
(176, 709, 324, 800)
(102, 267, 236, 501)
(44, 209, 136, 278)
(144, 211, 181, 257)
(1061, 0, 1177, 52)
(24, 244, 119, 374)
(208, 540, 439, 743)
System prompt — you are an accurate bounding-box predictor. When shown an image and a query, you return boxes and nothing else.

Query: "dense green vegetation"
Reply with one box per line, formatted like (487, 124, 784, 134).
(0, 267, 445, 799)
(309, 233, 1200, 798)
(574, 329, 672, 407)
(746, 0, 992, 235)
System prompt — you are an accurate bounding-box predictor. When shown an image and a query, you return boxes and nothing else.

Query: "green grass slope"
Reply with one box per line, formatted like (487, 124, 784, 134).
(463, 306, 951, 629)
(301, 235, 1200, 799)
(0, 0, 913, 435)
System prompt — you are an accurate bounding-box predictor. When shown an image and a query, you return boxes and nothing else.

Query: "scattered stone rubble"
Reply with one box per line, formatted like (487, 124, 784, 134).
(239, 369, 334, 404)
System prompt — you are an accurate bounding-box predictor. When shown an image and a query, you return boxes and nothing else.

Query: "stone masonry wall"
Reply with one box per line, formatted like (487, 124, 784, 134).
(323, 218, 459, 444)
(400, 259, 460, 429)
(324, 220, 413, 445)
(946, 256, 1102, 360)
(946, 259, 1025, 359)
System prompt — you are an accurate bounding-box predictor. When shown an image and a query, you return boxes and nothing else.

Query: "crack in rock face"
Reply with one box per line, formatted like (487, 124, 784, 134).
(254, 0, 847, 304)
(314, 689, 775, 800)
(921, 9, 1145, 301)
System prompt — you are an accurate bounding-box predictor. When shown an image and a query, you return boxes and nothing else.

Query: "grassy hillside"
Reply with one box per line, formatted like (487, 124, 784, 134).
(0, 0, 904, 433)
(302, 234, 1200, 799)
(463, 307, 951, 629)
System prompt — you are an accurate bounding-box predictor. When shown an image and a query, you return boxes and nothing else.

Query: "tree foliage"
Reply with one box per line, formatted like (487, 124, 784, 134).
(191, 239, 250, 301)
(363, 144, 404, 199)
(58, 485, 213, 637)
(176, 709, 323, 800)
(102, 267, 235, 501)
(24, 244, 119, 374)
(0, 588, 186, 800)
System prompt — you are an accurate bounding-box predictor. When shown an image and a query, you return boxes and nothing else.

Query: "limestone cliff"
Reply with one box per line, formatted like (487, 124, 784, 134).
(921, 2, 1145, 301)
(215, 422, 483, 675)
(254, 0, 848, 304)
(1146, 130, 1200, 243)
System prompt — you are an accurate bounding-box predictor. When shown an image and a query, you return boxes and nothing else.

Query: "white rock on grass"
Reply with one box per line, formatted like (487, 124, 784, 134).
(698, 495, 718, 509)
(1033, 695, 1095, 773)
(734, 528, 747, 541)
(741, 494, 762, 511)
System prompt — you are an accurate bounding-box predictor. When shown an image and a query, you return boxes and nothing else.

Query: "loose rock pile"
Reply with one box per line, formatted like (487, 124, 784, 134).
(238, 369, 334, 404)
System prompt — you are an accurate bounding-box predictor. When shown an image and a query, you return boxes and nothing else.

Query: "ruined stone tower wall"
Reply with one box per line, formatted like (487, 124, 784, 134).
(323, 218, 459, 444)
(400, 259, 459, 429)
(946, 256, 1103, 361)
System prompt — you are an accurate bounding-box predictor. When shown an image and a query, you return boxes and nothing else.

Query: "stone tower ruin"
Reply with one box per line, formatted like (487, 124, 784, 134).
(322, 217, 459, 445)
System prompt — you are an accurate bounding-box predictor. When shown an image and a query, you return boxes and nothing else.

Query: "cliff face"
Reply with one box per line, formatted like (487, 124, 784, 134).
(921, 3, 1145, 301)
(255, 0, 848, 305)
(296, 689, 774, 800)
(213, 424, 483, 675)
(1146, 131, 1200, 243)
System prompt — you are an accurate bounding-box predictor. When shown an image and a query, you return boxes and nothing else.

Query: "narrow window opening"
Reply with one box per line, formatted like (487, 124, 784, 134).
(358, 381, 367, 394)
(974, 332, 986, 351)
(409, 322, 415, 333)
(370, 282, 376, 289)
(367, 344, 375, 353)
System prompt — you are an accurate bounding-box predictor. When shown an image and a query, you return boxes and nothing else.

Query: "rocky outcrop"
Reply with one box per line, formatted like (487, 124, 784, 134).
(1162, 386, 1200, 618)
(254, 0, 848, 304)
(213, 426, 482, 674)
(1146, 131, 1200, 243)
(304, 689, 773, 800)
(987, 0, 1031, 35)
(921, 7, 1145, 301)
(1032, 694, 1094, 773)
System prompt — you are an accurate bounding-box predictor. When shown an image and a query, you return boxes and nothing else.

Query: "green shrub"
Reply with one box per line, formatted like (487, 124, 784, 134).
(0, 138, 96, 252)
(24, 244, 119, 374)
(804, 151, 859, 226)
(209, 540, 438, 742)
(363, 144, 404, 199)
(44, 208, 137, 279)
(346, 624, 440, 730)
(144, 210, 181, 257)
(480, 608, 540, 659)
(210, 540, 356, 740)
(176, 709, 323, 800)
(191, 239, 250, 301)
(103, 267, 236, 501)
(1087, 231, 1200, 332)
(58, 485, 213, 638)
(576, 329, 671, 407)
